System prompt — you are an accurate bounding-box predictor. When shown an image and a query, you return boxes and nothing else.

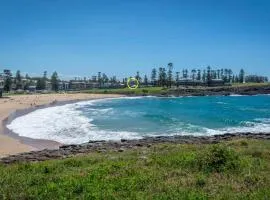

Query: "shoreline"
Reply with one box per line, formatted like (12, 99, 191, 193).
(0, 93, 124, 157)
(1, 132, 269, 164)
(1, 92, 269, 158)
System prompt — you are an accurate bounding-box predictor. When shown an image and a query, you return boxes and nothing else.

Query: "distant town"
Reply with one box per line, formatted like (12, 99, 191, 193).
(0, 63, 269, 96)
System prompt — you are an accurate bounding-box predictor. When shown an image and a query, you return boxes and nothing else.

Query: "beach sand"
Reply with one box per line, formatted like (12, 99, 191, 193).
(0, 93, 123, 157)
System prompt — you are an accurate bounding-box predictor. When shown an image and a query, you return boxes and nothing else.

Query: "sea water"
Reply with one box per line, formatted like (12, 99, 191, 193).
(7, 95, 270, 144)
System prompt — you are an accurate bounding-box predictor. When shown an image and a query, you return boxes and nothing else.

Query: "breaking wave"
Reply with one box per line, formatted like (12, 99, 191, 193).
(6, 96, 270, 144)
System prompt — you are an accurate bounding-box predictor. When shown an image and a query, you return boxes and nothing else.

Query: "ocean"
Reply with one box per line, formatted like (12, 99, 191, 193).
(7, 95, 270, 144)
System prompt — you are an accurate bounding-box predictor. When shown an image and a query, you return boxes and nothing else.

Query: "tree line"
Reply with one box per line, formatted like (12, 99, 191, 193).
(1, 65, 269, 92)
(2, 70, 59, 92)
(134, 64, 268, 87)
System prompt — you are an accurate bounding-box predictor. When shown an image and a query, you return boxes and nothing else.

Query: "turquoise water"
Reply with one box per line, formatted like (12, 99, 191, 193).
(80, 95, 270, 136)
(7, 95, 270, 144)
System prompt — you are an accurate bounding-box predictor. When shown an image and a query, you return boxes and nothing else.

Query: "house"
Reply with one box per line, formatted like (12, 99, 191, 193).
(58, 81, 70, 91)
(69, 80, 87, 90)
(209, 79, 225, 87)
(28, 86, 37, 93)
(45, 81, 52, 91)
(177, 79, 205, 86)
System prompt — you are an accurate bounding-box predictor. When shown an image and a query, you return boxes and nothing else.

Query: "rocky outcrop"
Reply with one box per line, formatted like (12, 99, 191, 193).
(1, 132, 270, 164)
(166, 85, 270, 96)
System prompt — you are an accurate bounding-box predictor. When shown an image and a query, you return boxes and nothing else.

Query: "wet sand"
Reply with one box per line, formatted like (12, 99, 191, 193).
(0, 93, 123, 157)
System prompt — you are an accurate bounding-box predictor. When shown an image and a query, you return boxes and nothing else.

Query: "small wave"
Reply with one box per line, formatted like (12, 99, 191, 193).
(254, 118, 270, 124)
(230, 94, 245, 97)
(216, 102, 228, 105)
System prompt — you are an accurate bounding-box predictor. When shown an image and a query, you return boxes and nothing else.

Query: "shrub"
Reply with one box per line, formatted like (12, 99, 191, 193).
(195, 175, 206, 187)
(142, 89, 148, 93)
(197, 144, 240, 173)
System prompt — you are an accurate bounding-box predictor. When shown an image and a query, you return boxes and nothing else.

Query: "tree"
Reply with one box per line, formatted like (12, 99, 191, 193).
(98, 72, 102, 87)
(36, 71, 47, 90)
(167, 63, 173, 88)
(228, 69, 233, 83)
(15, 70, 22, 89)
(235, 75, 239, 83)
(135, 71, 142, 83)
(221, 69, 224, 79)
(43, 71, 47, 79)
(197, 69, 201, 81)
(151, 68, 157, 86)
(102, 73, 108, 84)
(182, 69, 188, 79)
(144, 75, 148, 86)
(224, 69, 228, 83)
(4, 76, 12, 92)
(207, 66, 212, 86)
(239, 69, 245, 83)
(175, 72, 180, 87)
(217, 69, 221, 79)
(51, 71, 59, 91)
(202, 70, 206, 82)
(191, 69, 196, 81)
(158, 67, 166, 87)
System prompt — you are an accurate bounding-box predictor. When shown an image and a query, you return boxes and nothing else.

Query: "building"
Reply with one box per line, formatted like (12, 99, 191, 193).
(177, 79, 205, 86)
(209, 79, 225, 87)
(58, 81, 70, 91)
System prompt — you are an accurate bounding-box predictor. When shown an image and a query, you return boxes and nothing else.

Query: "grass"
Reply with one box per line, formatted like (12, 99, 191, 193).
(2, 82, 269, 97)
(231, 82, 270, 87)
(0, 139, 270, 199)
(82, 87, 168, 95)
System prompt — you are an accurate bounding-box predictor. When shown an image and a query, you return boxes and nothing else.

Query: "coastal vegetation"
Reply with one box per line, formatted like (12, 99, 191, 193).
(0, 65, 269, 97)
(0, 139, 270, 199)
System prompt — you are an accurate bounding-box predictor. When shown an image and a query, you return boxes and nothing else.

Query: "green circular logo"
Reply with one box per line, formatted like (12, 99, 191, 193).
(127, 77, 139, 89)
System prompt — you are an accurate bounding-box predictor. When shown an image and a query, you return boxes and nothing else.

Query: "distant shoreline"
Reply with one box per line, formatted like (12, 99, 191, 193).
(79, 84, 270, 97)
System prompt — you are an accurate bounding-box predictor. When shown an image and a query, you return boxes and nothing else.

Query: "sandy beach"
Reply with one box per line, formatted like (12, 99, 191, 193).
(0, 93, 123, 157)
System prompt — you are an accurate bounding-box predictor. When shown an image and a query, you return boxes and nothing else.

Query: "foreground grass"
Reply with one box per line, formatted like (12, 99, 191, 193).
(0, 139, 270, 199)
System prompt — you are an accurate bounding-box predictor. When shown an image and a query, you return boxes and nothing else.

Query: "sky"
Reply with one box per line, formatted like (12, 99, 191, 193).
(0, 0, 270, 79)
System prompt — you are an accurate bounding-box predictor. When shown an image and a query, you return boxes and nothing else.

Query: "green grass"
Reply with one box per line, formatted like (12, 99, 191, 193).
(82, 87, 168, 95)
(231, 82, 270, 87)
(0, 139, 270, 199)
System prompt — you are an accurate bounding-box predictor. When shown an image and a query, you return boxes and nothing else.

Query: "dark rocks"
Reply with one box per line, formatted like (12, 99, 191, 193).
(1, 132, 270, 164)
(118, 148, 125, 152)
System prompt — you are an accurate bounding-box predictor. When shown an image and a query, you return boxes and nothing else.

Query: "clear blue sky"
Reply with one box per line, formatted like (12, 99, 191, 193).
(0, 0, 270, 79)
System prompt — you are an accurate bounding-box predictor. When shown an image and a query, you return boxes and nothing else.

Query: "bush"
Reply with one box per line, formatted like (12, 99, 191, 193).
(142, 89, 148, 93)
(195, 175, 206, 187)
(197, 144, 240, 173)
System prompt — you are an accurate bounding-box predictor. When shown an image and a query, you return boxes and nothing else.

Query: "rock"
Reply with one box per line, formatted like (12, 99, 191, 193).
(118, 148, 125, 152)
(1, 132, 270, 164)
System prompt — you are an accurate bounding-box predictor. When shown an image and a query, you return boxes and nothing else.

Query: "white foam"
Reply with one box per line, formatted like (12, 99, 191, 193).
(216, 102, 228, 105)
(230, 94, 245, 97)
(6, 97, 270, 144)
(7, 98, 143, 144)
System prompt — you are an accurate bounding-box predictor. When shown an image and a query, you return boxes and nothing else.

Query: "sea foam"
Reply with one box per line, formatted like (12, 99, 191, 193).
(6, 96, 270, 144)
